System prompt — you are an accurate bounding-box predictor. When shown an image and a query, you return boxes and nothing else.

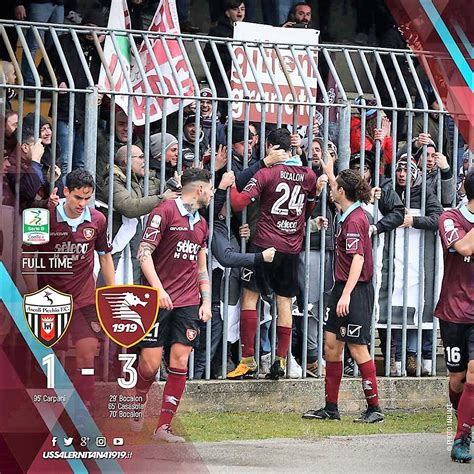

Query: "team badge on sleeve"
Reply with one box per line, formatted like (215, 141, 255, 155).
(23, 286, 73, 347)
(443, 218, 459, 245)
(345, 235, 360, 251)
(96, 285, 159, 348)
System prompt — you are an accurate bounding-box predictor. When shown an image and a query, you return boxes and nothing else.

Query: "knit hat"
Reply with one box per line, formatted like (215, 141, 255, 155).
(23, 112, 50, 131)
(150, 132, 178, 159)
(81, 9, 107, 27)
(397, 153, 419, 181)
(354, 96, 378, 120)
(200, 86, 213, 98)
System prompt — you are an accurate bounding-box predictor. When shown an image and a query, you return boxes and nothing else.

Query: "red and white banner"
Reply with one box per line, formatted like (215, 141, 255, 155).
(100, 0, 194, 125)
(129, 0, 194, 125)
(231, 22, 319, 125)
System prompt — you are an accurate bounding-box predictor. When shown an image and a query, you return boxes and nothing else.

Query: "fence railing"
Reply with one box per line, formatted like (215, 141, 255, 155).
(1, 20, 472, 381)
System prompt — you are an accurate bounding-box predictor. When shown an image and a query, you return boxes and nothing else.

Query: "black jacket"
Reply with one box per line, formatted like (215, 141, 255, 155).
(211, 218, 263, 269)
(374, 177, 405, 234)
(396, 182, 444, 230)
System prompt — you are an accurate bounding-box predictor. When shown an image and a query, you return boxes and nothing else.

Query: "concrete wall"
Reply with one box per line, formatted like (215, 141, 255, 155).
(95, 377, 448, 417)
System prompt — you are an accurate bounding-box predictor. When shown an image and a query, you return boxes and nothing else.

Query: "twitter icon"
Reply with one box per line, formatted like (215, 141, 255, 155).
(63, 437, 74, 447)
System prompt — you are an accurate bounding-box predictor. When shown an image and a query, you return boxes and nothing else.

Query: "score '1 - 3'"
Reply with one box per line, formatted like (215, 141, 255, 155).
(41, 353, 138, 389)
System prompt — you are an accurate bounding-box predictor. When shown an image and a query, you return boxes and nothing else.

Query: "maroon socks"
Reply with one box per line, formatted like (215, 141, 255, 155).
(449, 382, 463, 411)
(325, 361, 343, 407)
(276, 326, 292, 359)
(240, 310, 257, 358)
(359, 359, 380, 408)
(455, 382, 474, 440)
(157, 367, 187, 428)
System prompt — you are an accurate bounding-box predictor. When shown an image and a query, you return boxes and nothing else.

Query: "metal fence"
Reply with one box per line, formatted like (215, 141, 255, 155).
(1, 20, 472, 381)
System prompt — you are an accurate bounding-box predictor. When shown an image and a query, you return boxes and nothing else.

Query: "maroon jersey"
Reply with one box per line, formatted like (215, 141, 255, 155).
(434, 208, 474, 324)
(335, 204, 373, 283)
(241, 164, 317, 254)
(141, 198, 208, 308)
(28, 202, 112, 309)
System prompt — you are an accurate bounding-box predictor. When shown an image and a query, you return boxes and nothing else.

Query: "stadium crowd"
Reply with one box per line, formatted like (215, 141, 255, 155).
(1, 0, 473, 460)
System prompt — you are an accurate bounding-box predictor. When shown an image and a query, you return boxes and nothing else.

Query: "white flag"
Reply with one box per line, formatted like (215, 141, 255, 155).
(98, 0, 131, 109)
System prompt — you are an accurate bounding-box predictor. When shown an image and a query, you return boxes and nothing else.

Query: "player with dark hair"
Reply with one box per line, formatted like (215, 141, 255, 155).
(303, 163, 384, 423)
(434, 169, 474, 463)
(132, 167, 214, 442)
(23, 168, 115, 409)
(229, 127, 320, 380)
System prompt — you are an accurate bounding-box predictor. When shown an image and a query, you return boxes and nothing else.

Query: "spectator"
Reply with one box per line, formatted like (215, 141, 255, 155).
(23, 113, 64, 198)
(200, 86, 220, 145)
(413, 140, 456, 207)
(182, 114, 208, 168)
(204, 0, 245, 115)
(1, 60, 16, 109)
(391, 155, 444, 376)
(7, 127, 45, 211)
(96, 109, 144, 196)
(101, 145, 178, 283)
(149, 132, 178, 181)
(47, 9, 107, 176)
(350, 98, 393, 169)
(269, 0, 305, 27)
(18, 0, 65, 97)
(4, 109, 19, 156)
(282, 2, 312, 28)
(413, 82, 452, 160)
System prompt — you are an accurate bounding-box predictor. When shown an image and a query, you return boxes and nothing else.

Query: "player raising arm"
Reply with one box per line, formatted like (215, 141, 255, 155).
(434, 169, 474, 463)
(303, 161, 384, 424)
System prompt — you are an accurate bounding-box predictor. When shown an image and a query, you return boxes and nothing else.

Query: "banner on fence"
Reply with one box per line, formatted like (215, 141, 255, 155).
(231, 22, 320, 125)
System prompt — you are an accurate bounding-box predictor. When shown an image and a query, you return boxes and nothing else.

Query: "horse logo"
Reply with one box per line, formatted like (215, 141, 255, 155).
(96, 285, 159, 348)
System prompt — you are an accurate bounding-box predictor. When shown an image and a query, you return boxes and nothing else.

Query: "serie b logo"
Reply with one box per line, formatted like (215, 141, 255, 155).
(22, 208, 50, 244)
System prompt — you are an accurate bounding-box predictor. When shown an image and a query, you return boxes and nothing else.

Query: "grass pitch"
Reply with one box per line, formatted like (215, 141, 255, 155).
(176, 410, 446, 442)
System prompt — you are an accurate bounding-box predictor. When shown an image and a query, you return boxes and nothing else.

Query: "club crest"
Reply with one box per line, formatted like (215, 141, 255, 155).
(96, 285, 159, 348)
(23, 286, 73, 347)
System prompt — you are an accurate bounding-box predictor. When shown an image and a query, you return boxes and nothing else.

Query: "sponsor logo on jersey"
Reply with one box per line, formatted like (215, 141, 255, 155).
(23, 208, 50, 244)
(150, 215, 162, 229)
(170, 226, 189, 231)
(276, 219, 298, 232)
(23, 286, 73, 347)
(96, 285, 159, 348)
(174, 239, 200, 260)
(54, 242, 89, 254)
(83, 227, 95, 240)
(186, 328, 198, 341)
